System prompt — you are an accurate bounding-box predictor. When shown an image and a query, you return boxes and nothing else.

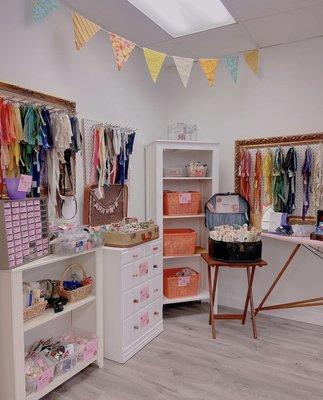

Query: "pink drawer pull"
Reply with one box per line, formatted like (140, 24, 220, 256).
(134, 325, 139, 330)
(133, 299, 139, 304)
(154, 311, 160, 316)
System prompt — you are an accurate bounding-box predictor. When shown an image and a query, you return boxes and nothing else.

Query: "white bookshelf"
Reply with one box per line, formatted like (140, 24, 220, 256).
(0, 250, 104, 400)
(146, 140, 220, 306)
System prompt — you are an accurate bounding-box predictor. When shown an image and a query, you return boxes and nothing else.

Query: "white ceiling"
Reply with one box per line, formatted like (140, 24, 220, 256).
(63, 0, 323, 58)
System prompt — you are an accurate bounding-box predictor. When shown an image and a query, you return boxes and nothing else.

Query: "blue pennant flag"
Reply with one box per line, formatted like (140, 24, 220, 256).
(32, 0, 59, 22)
(223, 54, 239, 83)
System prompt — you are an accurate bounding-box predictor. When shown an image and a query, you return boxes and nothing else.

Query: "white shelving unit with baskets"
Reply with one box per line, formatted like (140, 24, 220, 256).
(145, 140, 220, 306)
(0, 250, 104, 400)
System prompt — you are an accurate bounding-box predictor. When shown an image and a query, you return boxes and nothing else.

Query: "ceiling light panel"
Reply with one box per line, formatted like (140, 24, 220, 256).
(127, 0, 236, 38)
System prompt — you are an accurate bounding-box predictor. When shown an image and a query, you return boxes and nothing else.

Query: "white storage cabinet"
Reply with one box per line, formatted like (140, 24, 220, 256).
(103, 239, 163, 363)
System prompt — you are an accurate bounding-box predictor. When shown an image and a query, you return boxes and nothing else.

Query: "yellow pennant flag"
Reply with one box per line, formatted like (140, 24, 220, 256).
(199, 58, 219, 87)
(73, 12, 100, 50)
(243, 49, 259, 74)
(143, 48, 166, 83)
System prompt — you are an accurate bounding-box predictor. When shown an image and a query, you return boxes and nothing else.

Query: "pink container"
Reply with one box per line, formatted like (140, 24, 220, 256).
(5, 178, 27, 200)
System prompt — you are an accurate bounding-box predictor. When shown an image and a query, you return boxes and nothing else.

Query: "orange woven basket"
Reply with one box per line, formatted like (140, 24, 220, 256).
(163, 268, 199, 299)
(163, 191, 200, 215)
(163, 228, 196, 256)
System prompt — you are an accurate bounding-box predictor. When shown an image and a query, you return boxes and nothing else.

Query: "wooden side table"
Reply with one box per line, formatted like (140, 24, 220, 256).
(201, 254, 267, 339)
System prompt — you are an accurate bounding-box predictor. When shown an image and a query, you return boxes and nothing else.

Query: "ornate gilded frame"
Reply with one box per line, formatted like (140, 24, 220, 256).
(234, 133, 323, 223)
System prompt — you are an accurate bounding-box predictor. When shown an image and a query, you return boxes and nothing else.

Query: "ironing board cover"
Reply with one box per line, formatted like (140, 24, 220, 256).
(205, 192, 250, 230)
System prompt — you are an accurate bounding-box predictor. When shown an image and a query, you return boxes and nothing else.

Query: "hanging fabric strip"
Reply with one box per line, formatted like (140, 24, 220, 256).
(262, 148, 273, 205)
(239, 149, 251, 204)
(313, 143, 323, 213)
(302, 147, 312, 218)
(283, 147, 297, 214)
(272, 147, 286, 212)
(253, 150, 262, 213)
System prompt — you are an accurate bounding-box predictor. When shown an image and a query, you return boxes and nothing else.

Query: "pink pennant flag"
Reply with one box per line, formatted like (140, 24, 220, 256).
(109, 33, 136, 71)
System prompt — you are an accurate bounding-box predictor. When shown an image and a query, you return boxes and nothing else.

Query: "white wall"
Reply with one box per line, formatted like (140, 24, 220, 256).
(0, 0, 168, 222)
(165, 38, 323, 325)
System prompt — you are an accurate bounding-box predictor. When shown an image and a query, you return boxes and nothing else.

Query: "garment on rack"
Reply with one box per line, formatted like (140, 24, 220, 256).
(239, 149, 251, 203)
(302, 147, 312, 218)
(70, 116, 82, 153)
(262, 149, 273, 205)
(283, 147, 297, 214)
(272, 147, 286, 212)
(253, 150, 262, 213)
(313, 142, 323, 213)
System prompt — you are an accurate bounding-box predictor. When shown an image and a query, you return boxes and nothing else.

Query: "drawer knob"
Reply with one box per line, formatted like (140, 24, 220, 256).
(154, 288, 159, 293)
(133, 273, 138, 278)
(154, 311, 160, 316)
(153, 265, 158, 269)
(153, 247, 158, 251)
(133, 299, 139, 303)
(134, 325, 139, 330)
(133, 254, 138, 258)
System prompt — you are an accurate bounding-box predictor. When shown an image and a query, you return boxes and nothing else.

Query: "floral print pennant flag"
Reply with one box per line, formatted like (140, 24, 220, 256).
(109, 33, 136, 71)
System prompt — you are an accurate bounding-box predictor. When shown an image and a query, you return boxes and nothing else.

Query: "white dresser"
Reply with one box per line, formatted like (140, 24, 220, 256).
(103, 238, 163, 363)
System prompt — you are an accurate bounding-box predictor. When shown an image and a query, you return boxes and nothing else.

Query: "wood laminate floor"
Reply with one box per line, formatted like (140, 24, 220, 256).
(45, 304, 323, 400)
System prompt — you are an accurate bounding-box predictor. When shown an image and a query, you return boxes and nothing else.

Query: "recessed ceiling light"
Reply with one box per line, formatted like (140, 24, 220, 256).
(127, 0, 236, 38)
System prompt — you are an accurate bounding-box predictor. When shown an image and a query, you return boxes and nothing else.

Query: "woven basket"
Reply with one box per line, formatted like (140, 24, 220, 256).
(163, 268, 199, 299)
(23, 301, 48, 322)
(163, 191, 200, 215)
(163, 228, 196, 256)
(59, 263, 93, 303)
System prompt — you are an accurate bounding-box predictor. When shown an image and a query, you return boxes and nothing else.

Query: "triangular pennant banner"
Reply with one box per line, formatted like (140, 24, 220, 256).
(72, 12, 100, 51)
(173, 56, 194, 88)
(143, 48, 166, 83)
(32, 0, 59, 22)
(109, 33, 136, 71)
(223, 54, 239, 83)
(199, 58, 219, 87)
(244, 49, 259, 74)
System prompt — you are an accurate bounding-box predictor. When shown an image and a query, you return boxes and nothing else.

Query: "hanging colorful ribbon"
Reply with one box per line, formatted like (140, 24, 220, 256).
(272, 147, 286, 212)
(283, 147, 297, 214)
(262, 148, 273, 205)
(253, 150, 262, 213)
(302, 147, 312, 218)
(239, 149, 251, 203)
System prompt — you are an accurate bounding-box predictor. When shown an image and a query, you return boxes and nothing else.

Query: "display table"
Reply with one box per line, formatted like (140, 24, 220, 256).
(256, 233, 323, 316)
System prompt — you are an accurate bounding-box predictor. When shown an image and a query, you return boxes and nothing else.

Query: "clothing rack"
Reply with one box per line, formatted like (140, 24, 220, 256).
(0, 81, 76, 113)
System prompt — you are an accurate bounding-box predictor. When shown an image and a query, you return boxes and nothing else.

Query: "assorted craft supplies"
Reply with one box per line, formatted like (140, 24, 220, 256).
(209, 224, 261, 243)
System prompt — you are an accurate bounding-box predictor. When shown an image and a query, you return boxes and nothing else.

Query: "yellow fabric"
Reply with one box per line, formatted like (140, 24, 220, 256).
(72, 12, 100, 50)
(143, 48, 166, 83)
(243, 49, 259, 74)
(199, 58, 218, 87)
(262, 149, 273, 205)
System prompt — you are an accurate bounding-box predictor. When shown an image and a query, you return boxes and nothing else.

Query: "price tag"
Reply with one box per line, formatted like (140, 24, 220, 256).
(179, 193, 192, 204)
(17, 174, 32, 192)
(178, 276, 190, 286)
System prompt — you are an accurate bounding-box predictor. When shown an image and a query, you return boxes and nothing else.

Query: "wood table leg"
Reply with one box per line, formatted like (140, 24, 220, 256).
(255, 244, 301, 315)
(207, 264, 216, 339)
(209, 266, 219, 325)
(248, 267, 257, 339)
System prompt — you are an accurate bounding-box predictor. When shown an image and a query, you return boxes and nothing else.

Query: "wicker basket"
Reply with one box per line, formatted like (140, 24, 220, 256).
(163, 268, 199, 299)
(163, 191, 200, 215)
(23, 301, 48, 322)
(59, 263, 93, 303)
(163, 228, 196, 256)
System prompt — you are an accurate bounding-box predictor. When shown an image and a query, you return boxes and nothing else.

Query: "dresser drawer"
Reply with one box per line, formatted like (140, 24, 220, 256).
(122, 255, 154, 291)
(123, 275, 162, 319)
(123, 298, 163, 348)
(122, 246, 145, 265)
(145, 240, 163, 257)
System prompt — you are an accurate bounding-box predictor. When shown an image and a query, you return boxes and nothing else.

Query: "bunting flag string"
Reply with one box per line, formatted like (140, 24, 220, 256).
(32, 0, 59, 22)
(223, 54, 239, 83)
(109, 33, 136, 71)
(143, 48, 166, 83)
(30, 0, 261, 87)
(173, 56, 194, 88)
(199, 59, 219, 87)
(72, 11, 100, 50)
(243, 49, 259, 74)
